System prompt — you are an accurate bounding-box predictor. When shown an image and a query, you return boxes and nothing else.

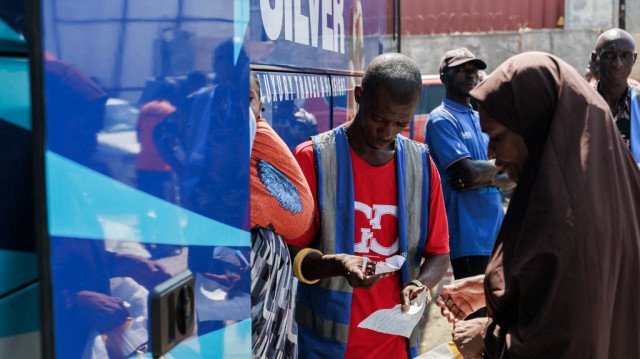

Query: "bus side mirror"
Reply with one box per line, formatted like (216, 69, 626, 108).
(150, 270, 195, 358)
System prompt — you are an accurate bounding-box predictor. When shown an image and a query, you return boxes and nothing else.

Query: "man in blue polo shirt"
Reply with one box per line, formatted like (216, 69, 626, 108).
(425, 48, 514, 317)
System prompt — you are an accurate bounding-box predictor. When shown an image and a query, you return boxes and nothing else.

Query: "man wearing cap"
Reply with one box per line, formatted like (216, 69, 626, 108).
(425, 48, 514, 317)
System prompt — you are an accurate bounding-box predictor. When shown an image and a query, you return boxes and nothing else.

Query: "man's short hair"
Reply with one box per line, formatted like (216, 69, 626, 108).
(361, 53, 422, 105)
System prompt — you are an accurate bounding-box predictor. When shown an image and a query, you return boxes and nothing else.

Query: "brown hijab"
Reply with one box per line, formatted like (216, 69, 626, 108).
(470, 52, 640, 358)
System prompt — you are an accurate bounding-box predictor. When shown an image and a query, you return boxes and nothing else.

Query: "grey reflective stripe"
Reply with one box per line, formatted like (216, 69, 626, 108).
(403, 138, 428, 349)
(403, 138, 425, 279)
(313, 131, 353, 294)
(313, 131, 337, 256)
(296, 302, 350, 343)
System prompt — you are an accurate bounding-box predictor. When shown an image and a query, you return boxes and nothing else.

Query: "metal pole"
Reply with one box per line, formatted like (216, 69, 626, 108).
(620, 0, 626, 29)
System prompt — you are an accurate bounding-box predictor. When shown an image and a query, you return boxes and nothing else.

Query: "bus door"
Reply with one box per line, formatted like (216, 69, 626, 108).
(30, 0, 251, 357)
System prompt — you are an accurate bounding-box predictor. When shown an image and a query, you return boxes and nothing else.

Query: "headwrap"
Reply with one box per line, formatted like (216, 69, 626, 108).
(471, 52, 640, 358)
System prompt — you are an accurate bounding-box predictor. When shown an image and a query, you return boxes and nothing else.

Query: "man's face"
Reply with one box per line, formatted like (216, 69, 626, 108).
(357, 86, 418, 150)
(443, 63, 480, 97)
(593, 37, 637, 88)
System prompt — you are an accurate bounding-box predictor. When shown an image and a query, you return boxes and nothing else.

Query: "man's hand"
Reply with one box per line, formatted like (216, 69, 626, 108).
(76, 291, 130, 333)
(452, 317, 488, 359)
(435, 274, 486, 323)
(448, 174, 489, 192)
(448, 158, 499, 191)
(401, 283, 427, 311)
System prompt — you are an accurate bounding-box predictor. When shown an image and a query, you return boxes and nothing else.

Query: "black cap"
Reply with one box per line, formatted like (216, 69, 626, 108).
(439, 47, 487, 73)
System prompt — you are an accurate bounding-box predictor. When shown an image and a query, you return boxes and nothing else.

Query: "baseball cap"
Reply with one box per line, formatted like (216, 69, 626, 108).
(439, 48, 487, 73)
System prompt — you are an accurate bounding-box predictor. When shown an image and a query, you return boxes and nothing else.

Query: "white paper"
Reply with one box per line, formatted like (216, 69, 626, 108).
(357, 290, 427, 337)
(375, 255, 406, 274)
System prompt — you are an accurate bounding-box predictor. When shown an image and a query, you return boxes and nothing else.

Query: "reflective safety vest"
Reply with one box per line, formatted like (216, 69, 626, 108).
(630, 86, 640, 166)
(296, 125, 432, 358)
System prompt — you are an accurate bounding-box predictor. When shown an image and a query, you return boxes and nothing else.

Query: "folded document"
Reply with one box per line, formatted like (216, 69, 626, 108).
(375, 255, 406, 274)
(357, 290, 426, 337)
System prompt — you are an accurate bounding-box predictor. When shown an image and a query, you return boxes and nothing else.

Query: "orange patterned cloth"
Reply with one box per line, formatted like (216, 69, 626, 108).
(250, 118, 313, 240)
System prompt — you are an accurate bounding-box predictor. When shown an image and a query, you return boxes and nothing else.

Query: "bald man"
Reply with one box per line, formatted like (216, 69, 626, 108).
(591, 28, 640, 164)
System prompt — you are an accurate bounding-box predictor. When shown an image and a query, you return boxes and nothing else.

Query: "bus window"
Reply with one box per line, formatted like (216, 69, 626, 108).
(255, 71, 331, 151)
(34, 1, 251, 358)
(331, 75, 357, 128)
(0, 0, 26, 40)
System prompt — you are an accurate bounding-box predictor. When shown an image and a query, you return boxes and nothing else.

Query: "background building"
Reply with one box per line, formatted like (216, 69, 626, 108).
(401, 0, 640, 80)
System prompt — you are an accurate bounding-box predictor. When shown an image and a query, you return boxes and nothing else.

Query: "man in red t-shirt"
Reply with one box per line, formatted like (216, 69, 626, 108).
(287, 53, 450, 359)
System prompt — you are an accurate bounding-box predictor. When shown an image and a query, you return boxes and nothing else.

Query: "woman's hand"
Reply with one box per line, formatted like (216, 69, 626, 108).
(452, 317, 488, 359)
(289, 246, 387, 286)
(341, 255, 386, 289)
(435, 274, 486, 322)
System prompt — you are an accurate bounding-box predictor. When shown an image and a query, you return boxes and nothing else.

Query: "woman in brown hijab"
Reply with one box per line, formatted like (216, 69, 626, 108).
(435, 52, 640, 358)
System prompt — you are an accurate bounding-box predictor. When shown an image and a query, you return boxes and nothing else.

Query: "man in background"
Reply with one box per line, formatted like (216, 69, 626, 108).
(425, 48, 514, 319)
(591, 28, 640, 164)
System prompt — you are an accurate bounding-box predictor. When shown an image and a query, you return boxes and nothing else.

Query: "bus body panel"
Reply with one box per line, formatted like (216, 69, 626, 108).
(249, 0, 395, 73)
(36, 0, 251, 357)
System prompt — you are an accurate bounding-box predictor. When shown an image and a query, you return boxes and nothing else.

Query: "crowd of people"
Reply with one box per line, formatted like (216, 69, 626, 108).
(247, 27, 640, 359)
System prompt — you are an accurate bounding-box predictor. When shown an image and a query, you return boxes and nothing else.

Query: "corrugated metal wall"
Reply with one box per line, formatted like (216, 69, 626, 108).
(401, 0, 564, 35)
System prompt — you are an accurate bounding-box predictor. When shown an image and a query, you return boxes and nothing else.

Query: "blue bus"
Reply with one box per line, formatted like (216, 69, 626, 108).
(0, 0, 400, 357)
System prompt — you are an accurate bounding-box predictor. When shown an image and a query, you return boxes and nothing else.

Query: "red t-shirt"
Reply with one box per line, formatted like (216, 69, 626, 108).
(290, 140, 449, 359)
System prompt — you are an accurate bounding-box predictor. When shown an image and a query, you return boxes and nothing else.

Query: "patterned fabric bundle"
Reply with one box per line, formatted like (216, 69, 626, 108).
(251, 227, 298, 359)
(250, 116, 312, 358)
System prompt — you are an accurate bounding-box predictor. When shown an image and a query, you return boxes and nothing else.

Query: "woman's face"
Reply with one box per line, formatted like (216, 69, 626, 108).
(479, 106, 529, 183)
(250, 79, 262, 120)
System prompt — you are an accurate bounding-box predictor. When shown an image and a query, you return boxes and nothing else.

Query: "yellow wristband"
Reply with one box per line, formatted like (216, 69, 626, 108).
(293, 248, 322, 284)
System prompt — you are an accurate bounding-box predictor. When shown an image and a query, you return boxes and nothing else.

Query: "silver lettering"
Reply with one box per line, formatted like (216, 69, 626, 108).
(286, 76, 294, 100)
(321, 0, 334, 51)
(260, 0, 283, 40)
(294, 0, 309, 45)
(276, 75, 284, 101)
(333, 0, 344, 54)
(284, 0, 293, 41)
(309, 0, 320, 47)
(270, 74, 277, 103)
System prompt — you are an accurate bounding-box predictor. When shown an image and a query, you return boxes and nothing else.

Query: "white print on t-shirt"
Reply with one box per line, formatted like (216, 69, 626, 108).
(354, 201, 399, 256)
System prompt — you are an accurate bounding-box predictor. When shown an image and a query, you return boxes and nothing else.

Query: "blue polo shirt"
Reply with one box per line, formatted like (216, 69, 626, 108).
(425, 99, 504, 259)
